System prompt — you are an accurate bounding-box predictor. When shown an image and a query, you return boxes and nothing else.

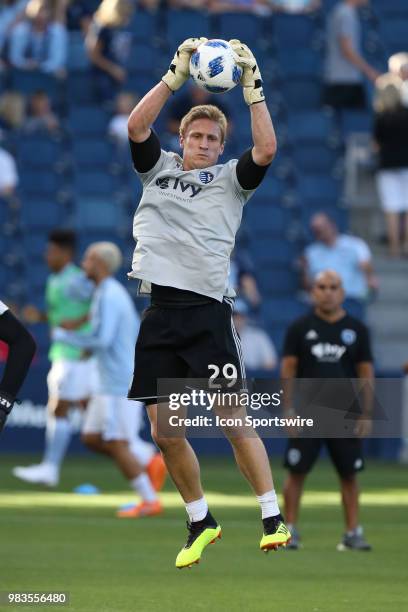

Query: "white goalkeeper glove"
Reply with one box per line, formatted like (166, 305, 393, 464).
(162, 37, 208, 92)
(229, 39, 265, 106)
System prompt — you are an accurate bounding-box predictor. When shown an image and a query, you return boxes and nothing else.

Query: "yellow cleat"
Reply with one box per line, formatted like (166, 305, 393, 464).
(260, 517, 291, 552)
(176, 521, 222, 569)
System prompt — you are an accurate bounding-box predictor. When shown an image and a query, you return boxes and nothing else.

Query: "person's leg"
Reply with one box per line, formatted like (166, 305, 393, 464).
(402, 211, 408, 255)
(147, 403, 204, 504)
(283, 472, 307, 526)
(339, 473, 359, 531)
(384, 211, 400, 257)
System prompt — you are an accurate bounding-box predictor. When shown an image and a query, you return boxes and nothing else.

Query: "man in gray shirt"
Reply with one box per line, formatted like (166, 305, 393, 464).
(323, 0, 380, 108)
(127, 37, 291, 568)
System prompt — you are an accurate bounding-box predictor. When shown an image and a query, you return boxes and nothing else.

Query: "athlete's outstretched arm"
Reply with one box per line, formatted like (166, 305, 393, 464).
(128, 37, 207, 143)
(230, 40, 277, 166)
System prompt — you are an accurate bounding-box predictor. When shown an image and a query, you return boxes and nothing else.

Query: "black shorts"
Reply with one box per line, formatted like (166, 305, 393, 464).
(128, 289, 245, 406)
(284, 438, 364, 477)
(322, 84, 366, 109)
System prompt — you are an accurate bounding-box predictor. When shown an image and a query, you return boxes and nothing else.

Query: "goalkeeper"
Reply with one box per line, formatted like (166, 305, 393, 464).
(0, 300, 36, 433)
(127, 38, 290, 568)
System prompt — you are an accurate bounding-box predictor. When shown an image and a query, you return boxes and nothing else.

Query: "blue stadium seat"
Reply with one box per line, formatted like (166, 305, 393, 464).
(380, 19, 408, 54)
(68, 107, 109, 136)
(339, 110, 373, 137)
(19, 170, 65, 196)
(216, 13, 263, 46)
(67, 31, 90, 71)
(72, 139, 113, 168)
(250, 237, 299, 265)
(20, 199, 65, 230)
(66, 71, 95, 105)
(244, 205, 293, 236)
(273, 13, 319, 46)
(292, 145, 338, 174)
(262, 298, 308, 326)
(9, 70, 60, 102)
(127, 43, 157, 73)
(74, 198, 123, 230)
(22, 233, 47, 260)
(373, 0, 408, 17)
(166, 10, 211, 43)
(257, 266, 299, 296)
(281, 78, 322, 110)
(125, 73, 157, 95)
(18, 138, 63, 169)
(277, 48, 323, 78)
(300, 204, 349, 234)
(296, 174, 341, 205)
(287, 111, 335, 144)
(28, 262, 49, 290)
(74, 171, 118, 196)
(129, 10, 157, 42)
(252, 176, 288, 202)
(28, 323, 50, 353)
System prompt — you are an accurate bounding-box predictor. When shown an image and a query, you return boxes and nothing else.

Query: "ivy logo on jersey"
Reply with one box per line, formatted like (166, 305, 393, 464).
(311, 342, 346, 362)
(199, 171, 214, 184)
(155, 176, 202, 198)
(341, 329, 356, 345)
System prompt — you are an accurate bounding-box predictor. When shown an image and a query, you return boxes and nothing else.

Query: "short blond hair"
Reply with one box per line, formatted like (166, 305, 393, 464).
(179, 105, 227, 144)
(89, 242, 122, 274)
(374, 73, 403, 113)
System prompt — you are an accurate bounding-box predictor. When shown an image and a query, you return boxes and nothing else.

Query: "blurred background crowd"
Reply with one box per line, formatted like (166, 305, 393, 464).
(0, 0, 408, 459)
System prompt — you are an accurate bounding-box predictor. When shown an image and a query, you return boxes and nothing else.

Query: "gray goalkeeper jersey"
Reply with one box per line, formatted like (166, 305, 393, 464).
(128, 149, 255, 302)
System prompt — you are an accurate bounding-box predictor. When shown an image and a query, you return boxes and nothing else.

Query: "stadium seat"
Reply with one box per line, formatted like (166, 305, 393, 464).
(165, 10, 211, 43)
(74, 198, 123, 230)
(72, 139, 113, 168)
(129, 10, 157, 42)
(339, 110, 373, 138)
(127, 43, 157, 73)
(262, 297, 308, 326)
(20, 199, 65, 231)
(250, 237, 299, 265)
(296, 174, 342, 206)
(277, 48, 323, 78)
(281, 78, 322, 110)
(292, 145, 338, 174)
(68, 107, 109, 136)
(244, 205, 293, 236)
(73, 171, 118, 196)
(273, 13, 320, 47)
(19, 170, 65, 196)
(300, 204, 349, 234)
(9, 70, 60, 103)
(22, 233, 47, 260)
(373, 0, 408, 17)
(66, 71, 95, 105)
(252, 176, 288, 202)
(125, 73, 157, 95)
(67, 31, 90, 71)
(379, 19, 407, 54)
(257, 266, 299, 296)
(18, 138, 63, 169)
(216, 13, 263, 46)
(287, 111, 335, 144)
(28, 262, 49, 291)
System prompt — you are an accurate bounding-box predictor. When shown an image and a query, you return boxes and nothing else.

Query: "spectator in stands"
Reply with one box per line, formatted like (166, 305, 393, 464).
(323, 0, 380, 109)
(269, 0, 320, 13)
(233, 299, 277, 371)
(108, 91, 138, 146)
(373, 73, 408, 258)
(0, 91, 25, 134)
(86, 0, 134, 103)
(388, 52, 408, 82)
(8, 0, 68, 77)
(23, 89, 60, 134)
(301, 213, 378, 319)
(229, 250, 262, 311)
(209, 0, 271, 14)
(166, 84, 232, 151)
(0, 146, 18, 195)
(0, 1, 28, 69)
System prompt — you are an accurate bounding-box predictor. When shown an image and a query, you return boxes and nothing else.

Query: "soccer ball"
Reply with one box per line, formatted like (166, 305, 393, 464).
(189, 39, 243, 94)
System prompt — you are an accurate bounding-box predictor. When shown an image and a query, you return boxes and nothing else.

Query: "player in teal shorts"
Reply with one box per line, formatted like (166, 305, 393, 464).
(13, 230, 98, 487)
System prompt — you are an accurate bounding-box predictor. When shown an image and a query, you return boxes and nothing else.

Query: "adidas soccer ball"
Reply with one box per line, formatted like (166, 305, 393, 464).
(189, 39, 243, 94)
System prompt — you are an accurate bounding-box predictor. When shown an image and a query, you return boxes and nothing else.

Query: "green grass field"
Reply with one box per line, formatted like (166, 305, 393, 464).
(1, 455, 407, 612)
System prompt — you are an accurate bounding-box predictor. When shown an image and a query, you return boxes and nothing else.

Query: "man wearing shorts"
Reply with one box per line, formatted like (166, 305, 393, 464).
(53, 242, 166, 516)
(126, 37, 291, 569)
(281, 270, 374, 551)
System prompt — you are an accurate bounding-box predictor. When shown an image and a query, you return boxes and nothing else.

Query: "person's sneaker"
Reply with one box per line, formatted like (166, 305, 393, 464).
(337, 526, 372, 551)
(116, 499, 163, 518)
(260, 514, 291, 552)
(175, 511, 221, 569)
(146, 453, 167, 492)
(12, 463, 59, 487)
(285, 525, 301, 550)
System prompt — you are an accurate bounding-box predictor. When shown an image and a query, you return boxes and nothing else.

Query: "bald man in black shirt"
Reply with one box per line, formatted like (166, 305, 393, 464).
(281, 270, 373, 551)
